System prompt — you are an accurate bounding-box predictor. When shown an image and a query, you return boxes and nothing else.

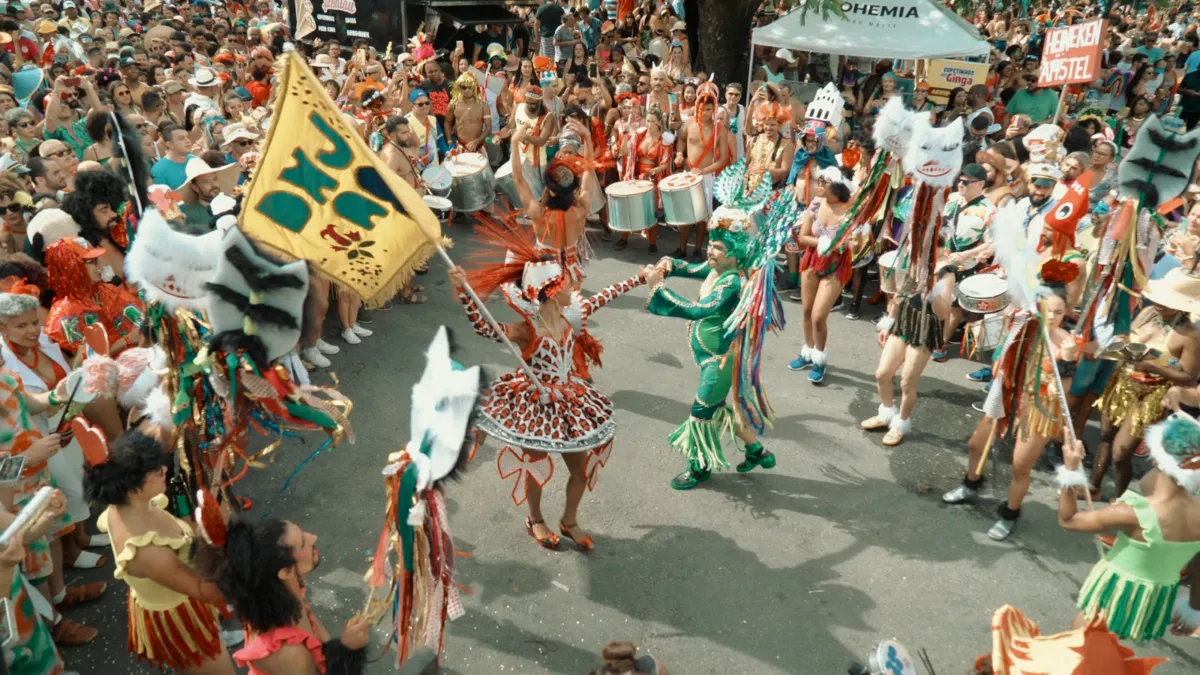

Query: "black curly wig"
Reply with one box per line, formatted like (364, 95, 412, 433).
(193, 518, 304, 634)
(62, 170, 128, 248)
(83, 430, 171, 507)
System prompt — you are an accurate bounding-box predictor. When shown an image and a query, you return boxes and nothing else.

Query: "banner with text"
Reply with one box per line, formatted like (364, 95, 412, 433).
(925, 59, 989, 105)
(1037, 18, 1106, 87)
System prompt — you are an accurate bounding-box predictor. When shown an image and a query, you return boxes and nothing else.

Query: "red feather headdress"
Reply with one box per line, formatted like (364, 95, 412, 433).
(465, 215, 568, 302)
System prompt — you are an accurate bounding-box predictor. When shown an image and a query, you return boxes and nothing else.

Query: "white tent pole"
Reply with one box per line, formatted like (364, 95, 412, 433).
(746, 41, 755, 91)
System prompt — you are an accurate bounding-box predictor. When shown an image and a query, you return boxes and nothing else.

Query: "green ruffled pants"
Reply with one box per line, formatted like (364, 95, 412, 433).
(667, 356, 736, 471)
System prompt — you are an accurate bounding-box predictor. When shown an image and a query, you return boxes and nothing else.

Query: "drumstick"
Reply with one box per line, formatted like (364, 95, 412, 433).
(973, 416, 998, 478)
(435, 246, 549, 400)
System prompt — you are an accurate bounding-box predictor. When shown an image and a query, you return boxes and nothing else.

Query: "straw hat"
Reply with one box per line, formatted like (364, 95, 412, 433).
(1142, 268, 1200, 315)
(179, 158, 239, 201)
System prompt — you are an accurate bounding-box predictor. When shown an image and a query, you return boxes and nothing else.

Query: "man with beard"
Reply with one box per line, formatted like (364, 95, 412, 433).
(1017, 163, 1060, 241)
(27, 156, 68, 203)
(446, 73, 491, 154)
(62, 170, 133, 277)
(381, 117, 423, 190)
(38, 140, 78, 189)
(508, 86, 557, 201)
(644, 67, 676, 131)
(421, 59, 451, 132)
(196, 514, 369, 674)
(672, 83, 728, 260)
(161, 81, 188, 127)
(179, 158, 239, 233)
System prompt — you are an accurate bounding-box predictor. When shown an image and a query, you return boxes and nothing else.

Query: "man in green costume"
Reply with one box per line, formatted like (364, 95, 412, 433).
(643, 224, 776, 490)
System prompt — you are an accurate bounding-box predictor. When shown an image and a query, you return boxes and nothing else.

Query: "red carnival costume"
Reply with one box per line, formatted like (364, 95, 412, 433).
(455, 222, 645, 506)
(44, 237, 144, 353)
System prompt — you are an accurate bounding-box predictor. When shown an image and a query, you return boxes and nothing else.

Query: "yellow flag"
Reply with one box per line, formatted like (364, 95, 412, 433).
(240, 51, 444, 305)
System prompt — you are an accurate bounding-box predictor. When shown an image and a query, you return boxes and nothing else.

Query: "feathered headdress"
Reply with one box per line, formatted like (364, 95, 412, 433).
(465, 216, 568, 303)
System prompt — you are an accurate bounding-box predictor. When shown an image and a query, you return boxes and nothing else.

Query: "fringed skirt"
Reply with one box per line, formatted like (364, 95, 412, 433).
(668, 355, 737, 471)
(127, 591, 224, 670)
(1077, 557, 1180, 641)
(889, 296, 945, 352)
(799, 247, 853, 285)
(1017, 389, 1063, 441)
(1095, 368, 1170, 439)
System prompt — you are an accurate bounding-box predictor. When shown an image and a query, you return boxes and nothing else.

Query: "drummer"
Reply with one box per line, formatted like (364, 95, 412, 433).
(614, 107, 672, 253)
(406, 88, 446, 167)
(446, 73, 493, 158)
(930, 163, 996, 363)
(505, 85, 558, 203)
(380, 116, 424, 190)
(671, 82, 728, 261)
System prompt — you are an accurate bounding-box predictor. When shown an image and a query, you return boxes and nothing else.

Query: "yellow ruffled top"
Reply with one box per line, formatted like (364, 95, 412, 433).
(97, 494, 198, 611)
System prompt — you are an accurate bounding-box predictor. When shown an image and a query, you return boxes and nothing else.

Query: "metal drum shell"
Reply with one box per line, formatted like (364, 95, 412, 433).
(422, 195, 452, 227)
(955, 273, 1010, 314)
(422, 165, 452, 198)
(877, 250, 899, 295)
(447, 154, 496, 213)
(495, 161, 522, 209)
(605, 181, 656, 232)
(971, 312, 1008, 352)
(659, 176, 710, 226)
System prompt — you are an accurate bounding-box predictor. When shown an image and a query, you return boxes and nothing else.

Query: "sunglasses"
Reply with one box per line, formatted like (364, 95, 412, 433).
(233, 139, 252, 147)
(415, 100, 431, 107)
(958, 177, 982, 185)
(0, 204, 23, 214)
(16, 121, 34, 129)
(47, 149, 70, 158)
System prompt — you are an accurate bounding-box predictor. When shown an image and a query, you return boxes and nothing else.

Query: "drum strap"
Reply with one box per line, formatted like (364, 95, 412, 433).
(389, 141, 420, 189)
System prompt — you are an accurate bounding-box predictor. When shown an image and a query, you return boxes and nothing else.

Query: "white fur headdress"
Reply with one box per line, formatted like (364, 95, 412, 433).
(27, 208, 80, 248)
(1144, 412, 1200, 496)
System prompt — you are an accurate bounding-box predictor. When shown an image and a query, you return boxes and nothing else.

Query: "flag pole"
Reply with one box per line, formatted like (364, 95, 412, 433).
(433, 245, 549, 400)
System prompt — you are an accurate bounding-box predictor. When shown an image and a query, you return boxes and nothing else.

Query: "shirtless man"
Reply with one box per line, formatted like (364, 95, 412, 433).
(645, 67, 679, 132)
(380, 116, 422, 189)
(672, 84, 728, 260)
(446, 73, 491, 154)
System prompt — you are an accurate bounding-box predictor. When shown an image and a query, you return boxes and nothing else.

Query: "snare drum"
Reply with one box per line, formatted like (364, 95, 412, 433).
(446, 153, 495, 213)
(878, 250, 899, 294)
(869, 640, 917, 675)
(495, 161, 522, 209)
(970, 311, 1008, 352)
(659, 173, 711, 226)
(605, 180, 656, 232)
(422, 195, 452, 227)
(956, 273, 1009, 314)
(421, 164, 452, 198)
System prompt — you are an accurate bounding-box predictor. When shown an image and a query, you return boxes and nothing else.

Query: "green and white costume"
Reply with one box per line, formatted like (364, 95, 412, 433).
(647, 259, 743, 471)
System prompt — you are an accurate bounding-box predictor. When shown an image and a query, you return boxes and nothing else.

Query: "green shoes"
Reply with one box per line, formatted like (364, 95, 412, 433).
(736, 444, 776, 473)
(670, 465, 712, 490)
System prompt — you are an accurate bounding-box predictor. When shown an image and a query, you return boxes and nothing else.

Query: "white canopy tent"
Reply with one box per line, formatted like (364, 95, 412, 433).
(751, 1, 990, 61)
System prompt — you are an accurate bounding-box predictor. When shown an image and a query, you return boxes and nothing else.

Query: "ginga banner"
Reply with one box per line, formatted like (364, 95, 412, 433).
(925, 59, 989, 105)
(1037, 18, 1106, 87)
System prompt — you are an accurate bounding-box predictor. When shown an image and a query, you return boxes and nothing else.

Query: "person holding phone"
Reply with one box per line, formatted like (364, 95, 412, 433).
(0, 490, 74, 672)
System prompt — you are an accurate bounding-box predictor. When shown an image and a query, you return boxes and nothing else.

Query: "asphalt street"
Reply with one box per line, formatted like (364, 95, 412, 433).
(66, 228, 1200, 674)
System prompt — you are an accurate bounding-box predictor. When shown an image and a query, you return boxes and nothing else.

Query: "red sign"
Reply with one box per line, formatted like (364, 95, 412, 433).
(1037, 19, 1106, 88)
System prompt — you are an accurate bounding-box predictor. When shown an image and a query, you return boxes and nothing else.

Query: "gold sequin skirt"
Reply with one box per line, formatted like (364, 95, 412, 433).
(1018, 389, 1063, 440)
(1094, 368, 1170, 439)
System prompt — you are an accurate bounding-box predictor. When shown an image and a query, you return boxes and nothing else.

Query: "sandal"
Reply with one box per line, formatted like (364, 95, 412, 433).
(57, 582, 108, 609)
(557, 521, 595, 553)
(51, 618, 97, 647)
(398, 290, 428, 305)
(525, 517, 559, 550)
(88, 533, 110, 548)
(67, 550, 107, 570)
(235, 495, 254, 511)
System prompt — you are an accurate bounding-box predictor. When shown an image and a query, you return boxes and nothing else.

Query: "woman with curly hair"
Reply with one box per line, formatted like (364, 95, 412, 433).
(89, 431, 237, 674)
(193, 502, 369, 673)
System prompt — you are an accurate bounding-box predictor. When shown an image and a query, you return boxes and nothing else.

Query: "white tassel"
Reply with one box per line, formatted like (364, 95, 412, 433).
(876, 405, 898, 423)
(143, 386, 174, 430)
(1174, 593, 1200, 632)
(876, 316, 895, 334)
(407, 500, 427, 526)
(811, 350, 827, 367)
(889, 416, 912, 434)
(1054, 465, 1089, 489)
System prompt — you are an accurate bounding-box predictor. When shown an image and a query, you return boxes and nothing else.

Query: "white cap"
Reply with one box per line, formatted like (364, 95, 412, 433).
(63, 0, 76, 8)
(775, 49, 796, 64)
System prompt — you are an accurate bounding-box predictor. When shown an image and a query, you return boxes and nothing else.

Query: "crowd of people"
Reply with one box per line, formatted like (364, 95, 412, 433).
(0, 0, 1191, 673)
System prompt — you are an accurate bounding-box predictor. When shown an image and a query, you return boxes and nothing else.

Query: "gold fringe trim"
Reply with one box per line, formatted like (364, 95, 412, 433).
(1017, 393, 1062, 441)
(1094, 369, 1169, 439)
(363, 237, 452, 309)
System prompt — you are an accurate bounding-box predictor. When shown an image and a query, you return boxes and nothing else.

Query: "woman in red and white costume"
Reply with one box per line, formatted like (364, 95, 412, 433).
(614, 107, 673, 253)
(449, 223, 652, 551)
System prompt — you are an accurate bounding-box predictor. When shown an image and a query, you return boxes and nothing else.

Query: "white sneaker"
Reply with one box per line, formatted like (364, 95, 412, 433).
(342, 329, 361, 345)
(301, 347, 331, 368)
(315, 338, 340, 355)
(351, 323, 373, 337)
